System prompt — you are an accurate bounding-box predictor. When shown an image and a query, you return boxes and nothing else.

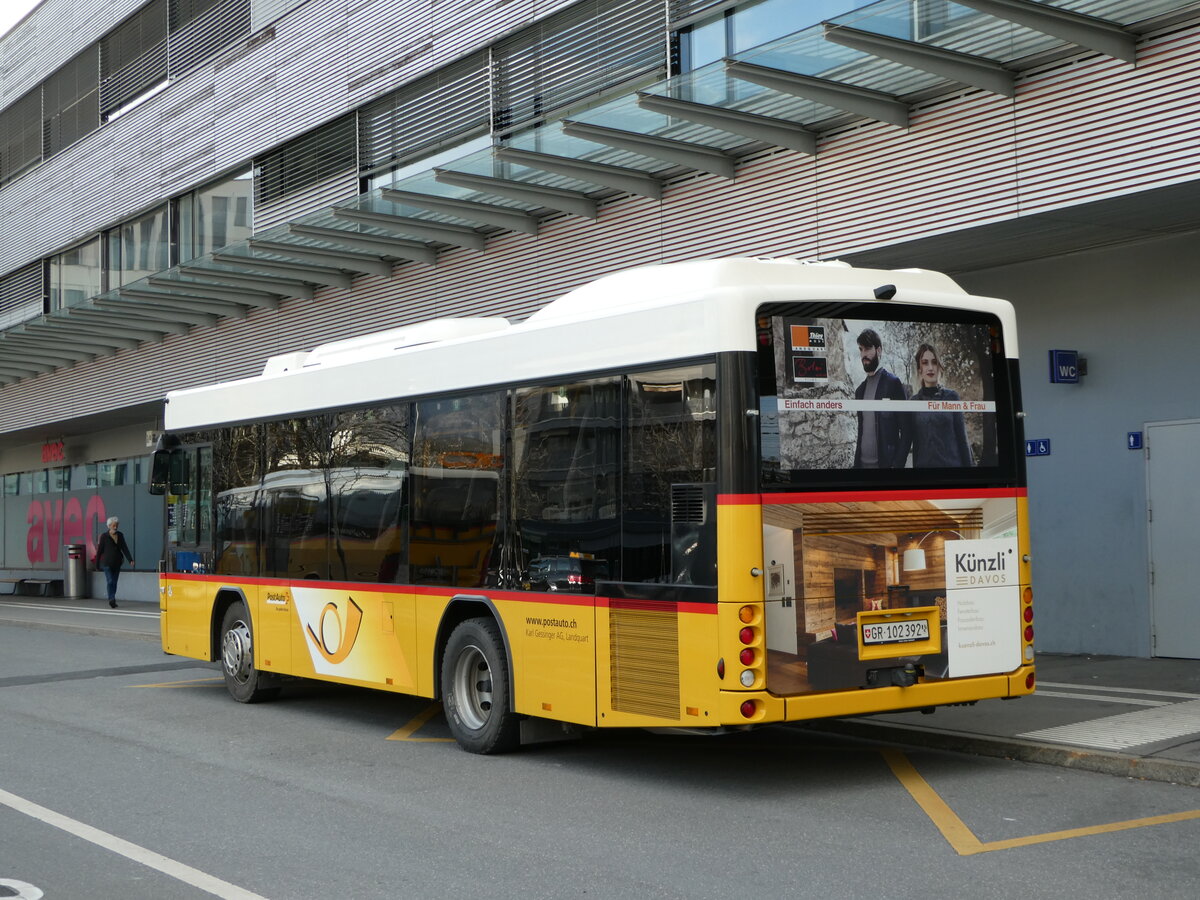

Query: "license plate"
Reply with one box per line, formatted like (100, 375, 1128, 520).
(861, 619, 930, 645)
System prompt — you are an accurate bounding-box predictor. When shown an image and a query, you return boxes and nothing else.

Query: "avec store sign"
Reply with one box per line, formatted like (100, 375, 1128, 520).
(23, 441, 111, 564)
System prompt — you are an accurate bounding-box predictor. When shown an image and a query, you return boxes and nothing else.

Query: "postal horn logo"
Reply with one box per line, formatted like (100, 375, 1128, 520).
(305, 597, 364, 664)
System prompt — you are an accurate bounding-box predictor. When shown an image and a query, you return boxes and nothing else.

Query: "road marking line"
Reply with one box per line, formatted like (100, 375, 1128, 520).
(980, 809, 1200, 852)
(1019, 699, 1200, 750)
(882, 750, 985, 855)
(133, 677, 225, 689)
(387, 703, 454, 742)
(0, 786, 268, 900)
(1038, 681, 1200, 701)
(884, 750, 1200, 856)
(1034, 689, 1170, 707)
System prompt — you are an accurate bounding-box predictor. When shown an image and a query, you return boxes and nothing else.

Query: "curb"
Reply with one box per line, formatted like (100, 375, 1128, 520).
(802, 719, 1200, 788)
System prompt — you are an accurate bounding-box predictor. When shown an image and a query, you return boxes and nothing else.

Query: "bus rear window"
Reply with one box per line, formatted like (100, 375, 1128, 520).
(757, 303, 1016, 487)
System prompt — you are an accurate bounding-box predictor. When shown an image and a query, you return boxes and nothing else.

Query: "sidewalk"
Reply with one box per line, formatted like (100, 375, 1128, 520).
(0, 594, 161, 641)
(805, 653, 1200, 787)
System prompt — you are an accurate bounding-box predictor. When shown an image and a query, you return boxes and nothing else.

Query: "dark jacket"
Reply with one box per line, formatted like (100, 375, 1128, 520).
(96, 531, 133, 569)
(910, 385, 974, 467)
(853, 367, 910, 468)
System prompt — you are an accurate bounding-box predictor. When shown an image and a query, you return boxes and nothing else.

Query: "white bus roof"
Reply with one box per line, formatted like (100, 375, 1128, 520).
(164, 257, 1017, 431)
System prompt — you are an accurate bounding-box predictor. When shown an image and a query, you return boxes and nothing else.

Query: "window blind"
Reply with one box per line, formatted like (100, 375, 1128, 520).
(358, 51, 491, 175)
(0, 262, 46, 329)
(0, 90, 42, 185)
(43, 46, 101, 158)
(255, 114, 358, 207)
(100, 0, 169, 116)
(491, 0, 667, 133)
(168, 0, 252, 78)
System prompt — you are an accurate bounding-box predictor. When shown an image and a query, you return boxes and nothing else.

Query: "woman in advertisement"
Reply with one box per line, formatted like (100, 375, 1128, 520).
(909, 342, 974, 467)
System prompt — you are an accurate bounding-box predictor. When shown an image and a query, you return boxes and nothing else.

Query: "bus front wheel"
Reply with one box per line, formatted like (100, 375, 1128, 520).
(441, 618, 520, 754)
(220, 601, 280, 703)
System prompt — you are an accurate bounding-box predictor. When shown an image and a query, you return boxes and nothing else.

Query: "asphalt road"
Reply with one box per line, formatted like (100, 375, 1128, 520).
(2, 621, 1199, 899)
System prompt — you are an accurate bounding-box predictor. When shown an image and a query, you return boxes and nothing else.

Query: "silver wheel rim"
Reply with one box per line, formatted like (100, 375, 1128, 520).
(222, 619, 253, 686)
(451, 643, 493, 731)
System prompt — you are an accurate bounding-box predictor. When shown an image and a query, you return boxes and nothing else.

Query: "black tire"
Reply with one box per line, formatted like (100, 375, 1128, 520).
(441, 617, 520, 754)
(219, 600, 280, 703)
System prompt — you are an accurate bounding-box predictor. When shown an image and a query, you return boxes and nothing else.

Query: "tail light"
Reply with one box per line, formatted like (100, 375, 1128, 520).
(1022, 586, 1035, 661)
(734, 604, 763, 690)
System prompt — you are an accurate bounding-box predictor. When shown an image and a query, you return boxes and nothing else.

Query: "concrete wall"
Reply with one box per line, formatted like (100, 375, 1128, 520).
(959, 231, 1200, 656)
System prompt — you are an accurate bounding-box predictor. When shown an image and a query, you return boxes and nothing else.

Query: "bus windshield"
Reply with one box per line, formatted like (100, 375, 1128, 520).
(756, 303, 1017, 488)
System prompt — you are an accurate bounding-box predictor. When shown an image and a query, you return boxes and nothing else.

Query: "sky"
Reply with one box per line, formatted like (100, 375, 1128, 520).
(0, 0, 42, 42)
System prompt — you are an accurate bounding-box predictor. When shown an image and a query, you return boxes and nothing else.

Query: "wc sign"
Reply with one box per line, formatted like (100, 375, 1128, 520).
(1049, 349, 1080, 384)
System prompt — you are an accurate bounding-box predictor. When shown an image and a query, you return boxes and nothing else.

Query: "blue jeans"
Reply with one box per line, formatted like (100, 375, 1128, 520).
(102, 566, 121, 602)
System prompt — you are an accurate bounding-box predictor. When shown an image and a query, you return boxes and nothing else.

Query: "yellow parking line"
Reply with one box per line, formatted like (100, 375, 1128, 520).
(883, 748, 1200, 855)
(387, 703, 454, 742)
(981, 809, 1200, 852)
(882, 749, 985, 855)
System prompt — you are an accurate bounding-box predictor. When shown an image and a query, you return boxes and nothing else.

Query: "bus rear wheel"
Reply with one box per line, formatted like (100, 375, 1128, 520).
(441, 617, 520, 754)
(220, 600, 280, 703)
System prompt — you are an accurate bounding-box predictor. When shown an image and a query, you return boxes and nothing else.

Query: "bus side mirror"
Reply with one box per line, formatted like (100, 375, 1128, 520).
(149, 449, 171, 495)
(149, 448, 190, 495)
(169, 450, 190, 496)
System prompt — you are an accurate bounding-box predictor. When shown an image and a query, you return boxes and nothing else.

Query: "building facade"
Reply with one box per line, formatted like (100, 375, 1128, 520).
(1, 0, 1198, 658)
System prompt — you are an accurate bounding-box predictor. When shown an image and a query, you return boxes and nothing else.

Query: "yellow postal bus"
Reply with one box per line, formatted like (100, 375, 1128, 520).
(153, 258, 1034, 753)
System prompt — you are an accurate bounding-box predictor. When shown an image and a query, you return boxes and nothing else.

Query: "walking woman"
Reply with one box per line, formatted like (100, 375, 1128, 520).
(95, 516, 134, 608)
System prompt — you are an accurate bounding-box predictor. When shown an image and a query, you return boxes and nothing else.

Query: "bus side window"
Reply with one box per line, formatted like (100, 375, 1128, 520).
(511, 377, 621, 592)
(623, 366, 717, 585)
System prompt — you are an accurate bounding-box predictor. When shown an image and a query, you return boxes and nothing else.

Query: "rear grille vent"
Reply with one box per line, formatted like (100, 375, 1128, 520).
(671, 483, 707, 524)
(609, 599, 680, 720)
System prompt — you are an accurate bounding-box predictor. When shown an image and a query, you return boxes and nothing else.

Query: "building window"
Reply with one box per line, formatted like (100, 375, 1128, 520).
(255, 115, 357, 207)
(49, 238, 103, 311)
(0, 90, 42, 185)
(177, 169, 253, 263)
(106, 205, 170, 288)
(491, 0, 667, 134)
(43, 46, 101, 158)
(0, 262, 46, 330)
(676, 0, 842, 73)
(100, 0, 169, 120)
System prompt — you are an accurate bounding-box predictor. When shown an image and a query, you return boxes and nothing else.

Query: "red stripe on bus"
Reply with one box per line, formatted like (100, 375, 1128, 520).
(157, 576, 709, 612)
(761, 487, 1026, 505)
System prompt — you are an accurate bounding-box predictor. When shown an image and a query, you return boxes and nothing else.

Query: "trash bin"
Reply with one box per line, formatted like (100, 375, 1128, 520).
(65, 543, 89, 599)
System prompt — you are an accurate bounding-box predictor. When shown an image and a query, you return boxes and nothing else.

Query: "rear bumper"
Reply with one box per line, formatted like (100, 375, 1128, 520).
(720, 666, 1036, 725)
